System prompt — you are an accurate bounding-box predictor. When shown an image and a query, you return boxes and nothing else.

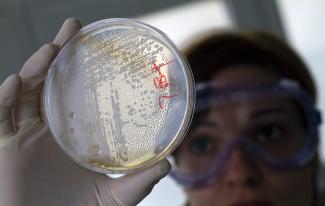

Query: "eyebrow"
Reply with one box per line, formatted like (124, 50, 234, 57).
(250, 107, 293, 119)
(193, 107, 296, 129)
(196, 120, 218, 128)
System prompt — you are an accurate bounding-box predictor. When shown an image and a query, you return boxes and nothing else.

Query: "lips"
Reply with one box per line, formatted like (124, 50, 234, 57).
(230, 201, 272, 206)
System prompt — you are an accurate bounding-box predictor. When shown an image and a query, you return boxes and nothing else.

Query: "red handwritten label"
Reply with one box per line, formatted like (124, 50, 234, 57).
(154, 75, 169, 89)
(151, 60, 176, 74)
(159, 94, 178, 109)
(150, 59, 177, 109)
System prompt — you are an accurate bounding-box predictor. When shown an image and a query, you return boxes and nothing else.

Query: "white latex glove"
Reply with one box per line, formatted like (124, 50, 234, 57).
(0, 18, 171, 206)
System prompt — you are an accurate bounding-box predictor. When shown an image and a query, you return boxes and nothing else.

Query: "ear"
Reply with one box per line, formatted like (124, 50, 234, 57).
(312, 154, 320, 206)
(309, 153, 320, 183)
(313, 153, 320, 172)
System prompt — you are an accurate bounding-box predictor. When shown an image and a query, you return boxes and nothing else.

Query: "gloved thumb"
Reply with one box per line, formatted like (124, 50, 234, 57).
(103, 159, 171, 206)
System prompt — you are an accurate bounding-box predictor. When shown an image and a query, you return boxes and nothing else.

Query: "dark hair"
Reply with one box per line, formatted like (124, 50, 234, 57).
(182, 31, 317, 102)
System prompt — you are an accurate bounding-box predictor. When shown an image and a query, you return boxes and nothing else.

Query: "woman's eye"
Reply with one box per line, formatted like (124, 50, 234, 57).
(254, 126, 283, 143)
(189, 137, 215, 154)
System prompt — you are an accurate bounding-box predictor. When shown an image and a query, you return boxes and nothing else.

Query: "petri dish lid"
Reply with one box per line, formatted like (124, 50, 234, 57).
(44, 18, 195, 174)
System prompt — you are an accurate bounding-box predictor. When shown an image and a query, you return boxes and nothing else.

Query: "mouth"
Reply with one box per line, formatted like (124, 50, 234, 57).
(230, 201, 272, 206)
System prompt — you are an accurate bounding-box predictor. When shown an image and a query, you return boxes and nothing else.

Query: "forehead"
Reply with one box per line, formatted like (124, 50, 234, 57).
(204, 96, 300, 125)
(212, 64, 281, 87)
(194, 64, 303, 127)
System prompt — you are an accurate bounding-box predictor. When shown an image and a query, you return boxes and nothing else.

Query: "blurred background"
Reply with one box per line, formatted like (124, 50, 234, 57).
(0, 0, 324, 205)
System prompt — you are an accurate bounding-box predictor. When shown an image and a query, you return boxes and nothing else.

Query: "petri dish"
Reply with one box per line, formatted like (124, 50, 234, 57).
(44, 18, 195, 174)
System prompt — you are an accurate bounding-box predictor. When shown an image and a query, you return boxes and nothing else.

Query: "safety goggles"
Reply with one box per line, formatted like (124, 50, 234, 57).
(170, 79, 322, 188)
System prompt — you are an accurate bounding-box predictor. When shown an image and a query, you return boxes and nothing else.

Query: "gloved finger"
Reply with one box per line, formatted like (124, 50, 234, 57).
(16, 18, 81, 123)
(15, 44, 59, 123)
(105, 159, 171, 206)
(19, 43, 59, 91)
(53, 18, 81, 47)
(19, 18, 81, 85)
(0, 75, 21, 136)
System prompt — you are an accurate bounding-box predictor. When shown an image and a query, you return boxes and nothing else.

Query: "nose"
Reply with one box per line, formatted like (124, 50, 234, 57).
(223, 147, 261, 187)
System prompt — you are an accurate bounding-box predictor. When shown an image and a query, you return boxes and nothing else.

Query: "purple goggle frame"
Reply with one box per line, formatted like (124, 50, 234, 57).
(169, 79, 322, 188)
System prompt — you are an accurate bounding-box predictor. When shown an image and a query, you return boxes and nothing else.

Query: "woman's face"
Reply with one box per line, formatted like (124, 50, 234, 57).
(176, 65, 317, 206)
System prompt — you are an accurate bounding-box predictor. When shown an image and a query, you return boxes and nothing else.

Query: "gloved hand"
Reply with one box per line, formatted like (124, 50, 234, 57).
(0, 18, 171, 206)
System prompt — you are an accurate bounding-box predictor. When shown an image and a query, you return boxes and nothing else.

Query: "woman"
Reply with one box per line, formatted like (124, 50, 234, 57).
(170, 31, 322, 206)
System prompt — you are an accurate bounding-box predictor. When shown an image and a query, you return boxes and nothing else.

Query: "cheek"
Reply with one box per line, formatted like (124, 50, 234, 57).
(262, 166, 314, 206)
(185, 180, 234, 206)
(186, 187, 224, 206)
(184, 165, 315, 206)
